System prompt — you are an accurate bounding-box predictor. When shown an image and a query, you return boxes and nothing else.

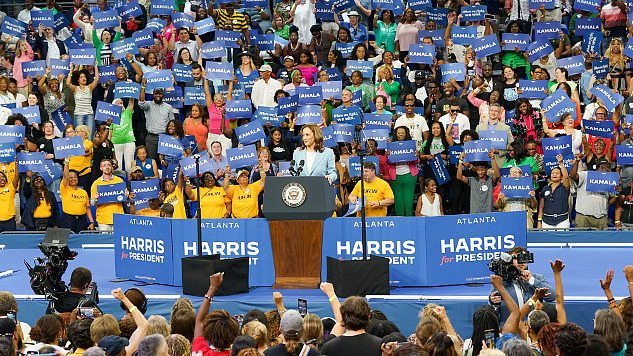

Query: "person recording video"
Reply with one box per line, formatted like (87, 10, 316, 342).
(46, 267, 99, 315)
(488, 246, 554, 321)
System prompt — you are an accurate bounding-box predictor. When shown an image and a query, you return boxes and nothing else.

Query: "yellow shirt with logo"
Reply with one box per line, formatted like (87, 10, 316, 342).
(69, 139, 93, 176)
(350, 178, 394, 217)
(90, 176, 125, 225)
(229, 181, 262, 219)
(60, 180, 89, 216)
(136, 208, 161, 217)
(164, 189, 187, 219)
(33, 192, 52, 218)
(0, 184, 16, 221)
(196, 186, 230, 219)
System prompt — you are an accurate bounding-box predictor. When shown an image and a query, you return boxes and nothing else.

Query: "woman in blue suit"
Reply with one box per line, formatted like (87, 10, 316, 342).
(292, 124, 338, 184)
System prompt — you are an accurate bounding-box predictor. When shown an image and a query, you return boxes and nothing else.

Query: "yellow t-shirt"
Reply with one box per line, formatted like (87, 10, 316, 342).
(0, 184, 16, 221)
(33, 192, 52, 218)
(229, 181, 263, 219)
(164, 189, 187, 219)
(90, 176, 125, 225)
(197, 186, 230, 219)
(350, 178, 394, 217)
(60, 180, 89, 215)
(136, 208, 161, 217)
(69, 139, 93, 176)
(0, 163, 17, 188)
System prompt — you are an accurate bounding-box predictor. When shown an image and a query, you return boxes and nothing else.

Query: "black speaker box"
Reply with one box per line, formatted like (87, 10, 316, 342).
(181, 255, 249, 296)
(326, 255, 390, 297)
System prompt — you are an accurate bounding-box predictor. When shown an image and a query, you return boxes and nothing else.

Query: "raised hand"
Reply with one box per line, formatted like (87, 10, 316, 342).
(600, 269, 615, 290)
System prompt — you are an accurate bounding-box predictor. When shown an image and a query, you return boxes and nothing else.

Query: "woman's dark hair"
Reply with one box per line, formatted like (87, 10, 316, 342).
(555, 323, 588, 356)
(164, 119, 185, 139)
(68, 319, 94, 350)
(31, 174, 52, 208)
(230, 335, 257, 356)
(366, 320, 401, 339)
(71, 69, 91, 86)
(177, 47, 192, 64)
(507, 20, 522, 33)
(298, 49, 314, 64)
(460, 129, 479, 143)
(201, 171, 220, 188)
(143, 51, 157, 66)
(557, 67, 569, 81)
(583, 334, 610, 356)
(380, 9, 395, 23)
(502, 66, 517, 81)
(558, 81, 572, 98)
(422, 122, 449, 155)
(470, 305, 500, 356)
(393, 126, 412, 141)
(515, 98, 534, 116)
(425, 331, 459, 356)
(171, 309, 195, 342)
(337, 27, 352, 43)
(202, 310, 239, 349)
(288, 25, 299, 36)
(350, 43, 368, 60)
(273, 89, 289, 104)
(329, 49, 346, 72)
(6, 113, 28, 126)
(30, 314, 63, 344)
(510, 141, 528, 161)
(382, 331, 407, 344)
(29, 91, 45, 111)
(242, 309, 269, 329)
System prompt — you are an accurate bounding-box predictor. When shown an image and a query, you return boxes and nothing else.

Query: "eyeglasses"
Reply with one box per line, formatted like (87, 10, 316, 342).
(404, 104, 415, 107)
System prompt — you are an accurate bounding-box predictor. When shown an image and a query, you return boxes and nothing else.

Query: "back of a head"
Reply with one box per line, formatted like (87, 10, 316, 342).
(68, 319, 95, 350)
(594, 309, 625, 353)
(367, 319, 401, 339)
(91, 314, 121, 344)
(416, 317, 442, 346)
(382, 332, 407, 345)
(418, 304, 446, 331)
(471, 305, 500, 356)
(30, 314, 63, 344)
(0, 292, 17, 316)
(170, 309, 195, 342)
(425, 331, 459, 356)
(70, 267, 92, 289)
(555, 323, 588, 356)
(148, 315, 170, 338)
(583, 333, 610, 356)
(242, 320, 268, 349)
(619, 297, 633, 332)
(0, 336, 14, 356)
(302, 313, 323, 346)
(243, 309, 268, 330)
(83, 346, 107, 356)
(124, 289, 147, 314)
(203, 310, 239, 350)
(236, 348, 259, 356)
(540, 303, 558, 323)
(340, 296, 371, 331)
(119, 316, 137, 340)
(231, 335, 257, 356)
(170, 298, 194, 324)
(138, 334, 167, 356)
(166, 334, 191, 356)
(478, 350, 506, 356)
(265, 310, 281, 340)
(393, 343, 431, 356)
(0, 318, 16, 336)
(537, 322, 560, 356)
(527, 310, 550, 335)
(501, 338, 532, 356)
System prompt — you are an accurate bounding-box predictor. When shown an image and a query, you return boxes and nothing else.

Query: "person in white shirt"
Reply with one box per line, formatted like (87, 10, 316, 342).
(251, 64, 282, 108)
(170, 28, 202, 62)
(393, 98, 429, 150)
(18, 0, 41, 23)
(439, 102, 470, 144)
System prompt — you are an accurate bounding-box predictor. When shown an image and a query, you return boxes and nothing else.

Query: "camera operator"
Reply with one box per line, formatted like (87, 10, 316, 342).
(46, 267, 99, 315)
(488, 246, 555, 320)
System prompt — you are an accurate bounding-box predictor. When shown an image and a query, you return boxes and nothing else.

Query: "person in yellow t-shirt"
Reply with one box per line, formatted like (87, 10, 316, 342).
(222, 165, 266, 219)
(91, 159, 125, 231)
(0, 159, 20, 232)
(192, 171, 231, 219)
(349, 161, 394, 217)
(131, 198, 163, 217)
(60, 160, 95, 233)
(67, 125, 94, 191)
(23, 173, 60, 231)
(160, 167, 195, 219)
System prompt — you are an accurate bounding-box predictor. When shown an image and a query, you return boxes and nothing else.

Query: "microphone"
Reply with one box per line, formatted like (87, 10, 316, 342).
(289, 160, 297, 176)
(296, 160, 305, 175)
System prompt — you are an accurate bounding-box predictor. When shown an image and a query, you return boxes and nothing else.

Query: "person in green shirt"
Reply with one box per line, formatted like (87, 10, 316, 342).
(110, 98, 136, 173)
(270, 15, 290, 40)
(373, 9, 397, 53)
(92, 25, 122, 66)
(503, 141, 540, 190)
(345, 70, 374, 112)
(501, 21, 528, 80)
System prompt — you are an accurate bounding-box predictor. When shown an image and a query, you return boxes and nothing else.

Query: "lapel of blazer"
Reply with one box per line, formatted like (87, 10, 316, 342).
(309, 150, 326, 175)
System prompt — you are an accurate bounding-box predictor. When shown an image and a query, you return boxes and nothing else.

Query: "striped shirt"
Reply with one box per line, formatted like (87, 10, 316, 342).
(216, 9, 248, 32)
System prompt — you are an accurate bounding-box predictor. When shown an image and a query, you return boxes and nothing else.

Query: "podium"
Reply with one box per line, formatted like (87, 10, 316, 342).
(263, 177, 335, 288)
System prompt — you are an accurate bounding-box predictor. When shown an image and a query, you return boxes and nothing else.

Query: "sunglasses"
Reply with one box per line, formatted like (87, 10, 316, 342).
(451, 109, 460, 113)
(404, 104, 415, 107)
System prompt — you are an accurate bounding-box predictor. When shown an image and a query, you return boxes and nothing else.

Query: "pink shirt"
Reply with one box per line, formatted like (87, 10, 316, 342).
(395, 21, 423, 52)
(13, 43, 34, 88)
(295, 66, 319, 86)
(208, 105, 226, 135)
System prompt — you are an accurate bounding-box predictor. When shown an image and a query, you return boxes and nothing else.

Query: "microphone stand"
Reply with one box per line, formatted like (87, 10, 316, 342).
(358, 150, 367, 260)
(195, 155, 202, 258)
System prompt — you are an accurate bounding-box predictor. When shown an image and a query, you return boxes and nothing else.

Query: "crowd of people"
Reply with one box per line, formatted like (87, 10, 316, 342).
(0, 0, 631, 231)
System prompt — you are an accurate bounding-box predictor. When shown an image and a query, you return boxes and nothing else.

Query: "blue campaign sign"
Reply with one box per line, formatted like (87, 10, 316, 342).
(0, 17, 27, 37)
(360, 128, 390, 150)
(624, 37, 633, 59)
(69, 48, 97, 66)
(164, 164, 180, 186)
(478, 130, 507, 150)
(501, 176, 533, 198)
(556, 55, 585, 76)
(296, 86, 323, 105)
(593, 58, 609, 79)
(277, 95, 298, 116)
(40, 160, 62, 185)
(278, 161, 291, 176)
(449, 145, 464, 164)
(234, 120, 266, 144)
(117, 0, 143, 18)
(324, 67, 342, 81)
(111, 37, 140, 60)
(51, 106, 72, 132)
(12, 106, 40, 125)
(205, 61, 233, 81)
(296, 105, 323, 125)
(145, 70, 173, 91)
(583, 119, 615, 139)
(172, 12, 194, 29)
(146, 17, 167, 33)
(184, 87, 205, 105)
(315, 81, 342, 100)
(215, 30, 241, 48)
(427, 7, 448, 25)
(52, 15, 69, 33)
(450, 26, 477, 45)
(50, 58, 70, 77)
(589, 84, 624, 112)
(464, 140, 492, 162)
(21, 60, 46, 80)
(518, 80, 548, 99)
(335, 42, 357, 58)
(439, 63, 465, 83)
(201, 41, 226, 59)
(17, 152, 45, 171)
(274, 34, 289, 47)
(408, 44, 435, 64)
(501, 33, 529, 51)
(225, 100, 253, 120)
(180, 135, 197, 152)
(346, 60, 373, 77)
(499, 164, 531, 178)
(227, 144, 258, 168)
(534, 21, 561, 41)
(256, 34, 275, 51)
(461, 5, 486, 21)
(114, 215, 174, 285)
(63, 32, 84, 50)
(171, 218, 275, 286)
(363, 113, 392, 129)
(158, 134, 184, 157)
(329, 0, 355, 12)
(583, 31, 603, 55)
(408, 0, 431, 9)
(30, 10, 54, 28)
(321, 126, 336, 147)
(151, 0, 174, 15)
(574, 0, 601, 13)
(473, 34, 501, 59)
(542, 135, 573, 158)
(530, 0, 554, 9)
(617, 145, 633, 165)
(626, 114, 633, 125)
(95, 101, 122, 125)
(245, 0, 267, 7)
(418, 29, 445, 47)
(332, 106, 362, 125)
(172, 64, 193, 82)
(114, 81, 141, 99)
(528, 41, 554, 63)
(93, 9, 119, 29)
(541, 87, 575, 122)
(194, 17, 216, 35)
(254, 106, 285, 126)
(162, 88, 183, 109)
(133, 28, 155, 48)
(179, 152, 214, 177)
(575, 18, 601, 36)
(586, 171, 619, 193)
(331, 123, 355, 143)
(348, 156, 380, 177)
(315, 2, 334, 21)
(52, 136, 85, 159)
(543, 154, 573, 175)
(387, 140, 417, 163)
(430, 153, 450, 185)
(130, 178, 160, 201)
(0, 142, 15, 164)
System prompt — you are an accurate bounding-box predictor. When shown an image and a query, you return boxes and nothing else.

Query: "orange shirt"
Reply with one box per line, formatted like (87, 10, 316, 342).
(183, 117, 209, 151)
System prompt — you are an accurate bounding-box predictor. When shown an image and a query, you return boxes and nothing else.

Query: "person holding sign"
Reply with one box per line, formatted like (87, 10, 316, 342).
(348, 161, 394, 217)
(374, 66, 400, 111)
(160, 169, 195, 219)
(66, 125, 94, 191)
(292, 123, 338, 184)
(12, 39, 34, 97)
(37, 67, 66, 127)
(93, 20, 123, 66)
(537, 154, 571, 229)
(510, 98, 544, 148)
(160, 120, 189, 169)
(91, 159, 125, 231)
(439, 102, 471, 145)
(34, 24, 68, 67)
(183, 103, 209, 152)
(110, 98, 136, 173)
(542, 112, 582, 154)
(387, 126, 419, 216)
(66, 61, 100, 138)
(0, 158, 20, 232)
(132, 146, 159, 180)
(204, 77, 233, 153)
(22, 172, 60, 231)
(456, 150, 500, 214)
(192, 171, 231, 219)
(494, 166, 537, 227)
(583, 137, 614, 171)
(223, 165, 266, 218)
(60, 158, 95, 233)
